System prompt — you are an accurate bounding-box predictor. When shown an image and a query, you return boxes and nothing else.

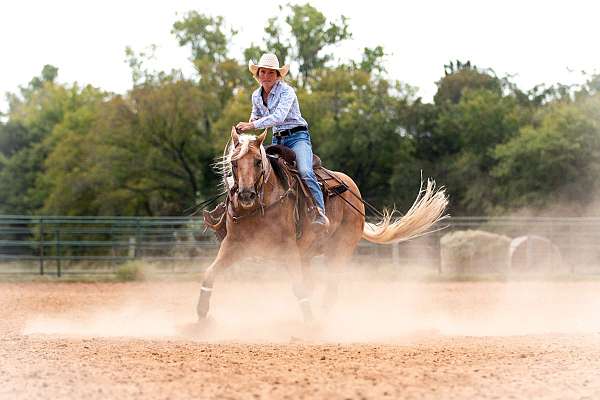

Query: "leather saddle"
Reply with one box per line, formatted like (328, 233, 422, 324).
(264, 145, 347, 198)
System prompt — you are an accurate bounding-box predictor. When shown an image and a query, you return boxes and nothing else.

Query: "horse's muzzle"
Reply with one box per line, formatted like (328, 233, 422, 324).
(238, 190, 257, 208)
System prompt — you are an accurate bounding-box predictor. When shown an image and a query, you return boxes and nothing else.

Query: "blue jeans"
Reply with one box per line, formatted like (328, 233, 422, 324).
(272, 130, 325, 211)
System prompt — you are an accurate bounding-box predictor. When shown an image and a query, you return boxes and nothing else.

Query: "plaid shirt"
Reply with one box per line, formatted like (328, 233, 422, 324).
(250, 80, 308, 132)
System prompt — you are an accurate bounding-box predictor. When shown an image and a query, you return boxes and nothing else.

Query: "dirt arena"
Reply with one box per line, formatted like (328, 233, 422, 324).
(2, 277, 600, 399)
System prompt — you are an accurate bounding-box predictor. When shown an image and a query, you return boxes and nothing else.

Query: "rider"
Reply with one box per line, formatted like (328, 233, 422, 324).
(236, 53, 329, 230)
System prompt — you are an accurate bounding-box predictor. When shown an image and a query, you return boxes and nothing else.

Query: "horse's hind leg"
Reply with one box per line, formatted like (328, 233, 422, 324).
(322, 229, 362, 313)
(197, 239, 240, 320)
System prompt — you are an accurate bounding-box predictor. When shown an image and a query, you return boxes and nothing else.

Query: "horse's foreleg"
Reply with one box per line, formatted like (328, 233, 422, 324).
(197, 239, 239, 320)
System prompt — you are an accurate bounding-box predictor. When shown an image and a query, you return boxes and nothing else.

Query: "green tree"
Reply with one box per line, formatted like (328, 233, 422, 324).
(172, 13, 231, 63)
(243, 44, 264, 65)
(245, 3, 351, 87)
(0, 66, 106, 214)
(37, 98, 108, 215)
(0, 121, 29, 158)
(352, 46, 386, 74)
(302, 66, 417, 209)
(401, 100, 439, 162)
(14, 64, 59, 103)
(414, 63, 507, 166)
(492, 95, 600, 211)
(124, 45, 166, 86)
(435, 89, 525, 214)
(287, 3, 350, 86)
(172, 11, 254, 132)
(42, 78, 221, 216)
(434, 60, 502, 105)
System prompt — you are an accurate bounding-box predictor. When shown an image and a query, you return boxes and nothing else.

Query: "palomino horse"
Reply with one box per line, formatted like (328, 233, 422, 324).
(197, 127, 448, 322)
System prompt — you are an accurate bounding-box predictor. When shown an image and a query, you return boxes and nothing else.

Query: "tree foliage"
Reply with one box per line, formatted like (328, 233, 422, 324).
(434, 61, 502, 105)
(0, 68, 106, 214)
(1, 7, 598, 218)
(172, 12, 232, 63)
(492, 95, 600, 211)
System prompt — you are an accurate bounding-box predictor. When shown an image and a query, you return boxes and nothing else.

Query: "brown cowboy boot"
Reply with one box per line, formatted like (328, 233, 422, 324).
(311, 207, 330, 231)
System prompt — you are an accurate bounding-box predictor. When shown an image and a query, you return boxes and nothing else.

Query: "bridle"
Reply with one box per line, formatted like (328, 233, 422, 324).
(227, 139, 294, 223)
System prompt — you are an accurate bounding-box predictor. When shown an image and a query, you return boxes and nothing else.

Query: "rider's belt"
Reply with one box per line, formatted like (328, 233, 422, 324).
(273, 125, 307, 137)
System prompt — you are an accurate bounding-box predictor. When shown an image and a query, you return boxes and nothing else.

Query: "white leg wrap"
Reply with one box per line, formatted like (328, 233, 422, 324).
(201, 286, 213, 292)
(298, 298, 310, 304)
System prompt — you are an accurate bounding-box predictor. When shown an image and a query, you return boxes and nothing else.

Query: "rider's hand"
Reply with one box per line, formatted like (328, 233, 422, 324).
(235, 122, 255, 132)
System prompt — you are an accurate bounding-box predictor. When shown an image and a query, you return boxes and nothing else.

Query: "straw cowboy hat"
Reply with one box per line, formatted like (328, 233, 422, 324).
(248, 53, 289, 79)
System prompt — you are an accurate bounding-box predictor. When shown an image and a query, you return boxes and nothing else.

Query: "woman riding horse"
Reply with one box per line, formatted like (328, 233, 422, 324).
(197, 129, 448, 323)
(235, 53, 329, 230)
(196, 54, 448, 324)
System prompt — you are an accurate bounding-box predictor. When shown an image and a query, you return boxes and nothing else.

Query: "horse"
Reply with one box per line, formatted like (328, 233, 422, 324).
(197, 127, 448, 322)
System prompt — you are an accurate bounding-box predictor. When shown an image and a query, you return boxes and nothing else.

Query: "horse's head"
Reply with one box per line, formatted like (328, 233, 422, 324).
(229, 126, 268, 209)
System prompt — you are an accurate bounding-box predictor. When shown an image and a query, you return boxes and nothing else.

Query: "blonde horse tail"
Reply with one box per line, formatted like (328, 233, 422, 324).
(362, 179, 449, 244)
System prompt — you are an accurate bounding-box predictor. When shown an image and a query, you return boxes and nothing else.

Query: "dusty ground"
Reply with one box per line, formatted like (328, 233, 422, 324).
(2, 278, 600, 399)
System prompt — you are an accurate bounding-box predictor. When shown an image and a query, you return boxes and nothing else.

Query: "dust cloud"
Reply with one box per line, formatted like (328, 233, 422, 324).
(21, 264, 600, 343)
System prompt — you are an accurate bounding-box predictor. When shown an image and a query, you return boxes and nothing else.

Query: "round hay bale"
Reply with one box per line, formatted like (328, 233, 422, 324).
(440, 230, 511, 274)
(509, 235, 563, 272)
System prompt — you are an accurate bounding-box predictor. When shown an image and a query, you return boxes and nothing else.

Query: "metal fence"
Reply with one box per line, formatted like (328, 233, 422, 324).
(0, 216, 212, 276)
(1, 215, 600, 276)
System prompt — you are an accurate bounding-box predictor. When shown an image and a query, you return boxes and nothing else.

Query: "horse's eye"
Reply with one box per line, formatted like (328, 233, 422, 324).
(255, 159, 262, 167)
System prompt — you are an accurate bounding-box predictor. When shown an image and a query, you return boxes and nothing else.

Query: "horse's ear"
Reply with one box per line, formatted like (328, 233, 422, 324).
(256, 129, 268, 146)
(231, 126, 239, 146)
